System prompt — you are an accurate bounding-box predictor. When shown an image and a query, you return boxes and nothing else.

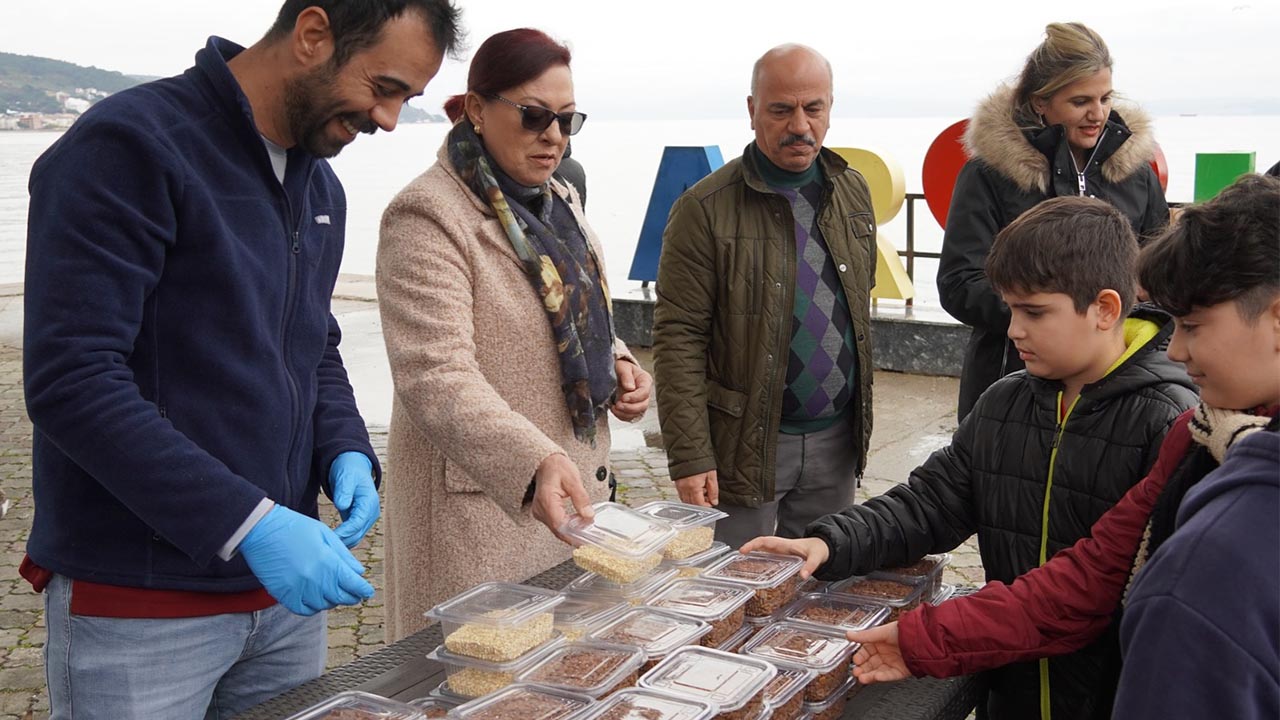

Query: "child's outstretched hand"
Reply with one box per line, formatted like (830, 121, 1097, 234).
(739, 536, 829, 579)
(848, 622, 912, 684)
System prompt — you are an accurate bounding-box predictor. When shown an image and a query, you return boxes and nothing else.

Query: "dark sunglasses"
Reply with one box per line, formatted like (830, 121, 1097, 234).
(488, 94, 587, 136)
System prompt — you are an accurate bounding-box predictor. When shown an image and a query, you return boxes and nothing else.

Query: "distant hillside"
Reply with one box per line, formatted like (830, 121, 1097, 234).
(0, 52, 142, 114)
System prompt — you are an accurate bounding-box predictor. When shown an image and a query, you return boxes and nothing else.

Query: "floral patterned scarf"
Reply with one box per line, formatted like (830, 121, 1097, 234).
(447, 120, 617, 445)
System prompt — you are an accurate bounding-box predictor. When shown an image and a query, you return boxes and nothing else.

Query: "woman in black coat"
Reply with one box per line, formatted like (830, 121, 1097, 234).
(938, 22, 1168, 420)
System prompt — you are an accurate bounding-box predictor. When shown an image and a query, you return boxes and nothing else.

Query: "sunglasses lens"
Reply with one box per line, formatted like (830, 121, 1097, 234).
(564, 112, 587, 136)
(520, 106, 556, 133)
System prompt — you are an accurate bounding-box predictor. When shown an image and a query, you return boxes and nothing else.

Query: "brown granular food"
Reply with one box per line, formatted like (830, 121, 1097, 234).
(744, 575, 800, 617)
(885, 556, 943, 576)
(696, 605, 746, 647)
(794, 600, 880, 629)
(422, 710, 449, 719)
(842, 578, 915, 600)
(598, 704, 664, 720)
(526, 648, 638, 697)
(319, 711, 400, 720)
(804, 665, 850, 702)
(763, 673, 808, 720)
(466, 693, 587, 720)
(808, 691, 849, 720)
(715, 691, 764, 720)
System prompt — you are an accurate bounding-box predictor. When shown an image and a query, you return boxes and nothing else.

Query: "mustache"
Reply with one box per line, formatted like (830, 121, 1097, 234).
(780, 134, 816, 147)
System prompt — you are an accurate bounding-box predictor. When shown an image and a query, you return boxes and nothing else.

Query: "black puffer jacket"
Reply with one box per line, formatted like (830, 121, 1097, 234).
(938, 84, 1170, 420)
(807, 306, 1197, 720)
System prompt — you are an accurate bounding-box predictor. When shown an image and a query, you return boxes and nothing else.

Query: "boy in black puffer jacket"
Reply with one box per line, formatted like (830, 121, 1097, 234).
(744, 195, 1197, 720)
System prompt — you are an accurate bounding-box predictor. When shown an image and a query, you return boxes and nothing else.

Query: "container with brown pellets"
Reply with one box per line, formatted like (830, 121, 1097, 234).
(552, 592, 631, 641)
(643, 577, 755, 648)
(702, 551, 805, 618)
(404, 695, 458, 719)
(444, 682, 597, 720)
(869, 553, 951, 603)
(661, 541, 731, 579)
(712, 623, 758, 654)
(801, 673, 860, 720)
(633, 501, 728, 560)
(426, 636, 564, 699)
(780, 592, 889, 634)
(564, 566, 680, 607)
(284, 691, 423, 720)
(760, 665, 816, 720)
(425, 582, 565, 662)
(516, 640, 647, 699)
(588, 607, 712, 673)
(739, 621, 855, 702)
(829, 575, 928, 621)
(577, 688, 717, 720)
(638, 646, 777, 720)
(563, 502, 678, 584)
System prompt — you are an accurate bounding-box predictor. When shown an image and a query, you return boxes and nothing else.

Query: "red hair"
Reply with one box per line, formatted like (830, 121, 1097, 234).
(444, 28, 572, 123)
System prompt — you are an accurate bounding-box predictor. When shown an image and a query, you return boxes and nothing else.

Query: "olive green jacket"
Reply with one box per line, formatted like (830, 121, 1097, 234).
(653, 145, 877, 508)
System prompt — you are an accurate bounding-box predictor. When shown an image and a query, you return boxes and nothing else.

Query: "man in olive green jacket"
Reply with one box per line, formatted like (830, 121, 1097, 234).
(653, 44, 877, 549)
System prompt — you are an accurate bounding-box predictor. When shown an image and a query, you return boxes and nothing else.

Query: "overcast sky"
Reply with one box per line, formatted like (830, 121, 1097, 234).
(4, 0, 1277, 118)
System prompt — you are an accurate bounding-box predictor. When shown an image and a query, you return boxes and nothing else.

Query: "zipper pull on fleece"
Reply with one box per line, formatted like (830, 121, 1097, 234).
(1077, 171, 1087, 196)
(291, 231, 300, 255)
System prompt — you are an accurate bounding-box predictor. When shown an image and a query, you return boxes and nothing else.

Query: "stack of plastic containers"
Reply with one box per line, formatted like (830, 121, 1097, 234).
(702, 551, 805, 622)
(516, 639, 647, 699)
(633, 501, 727, 561)
(644, 577, 755, 648)
(444, 682, 595, 719)
(424, 582, 567, 700)
(588, 607, 712, 672)
(561, 502, 678, 584)
(638, 646, 778, 720)
(577, 688, 717, 720)
(284, 690, 424, 719)
(740, 621, 856, 704)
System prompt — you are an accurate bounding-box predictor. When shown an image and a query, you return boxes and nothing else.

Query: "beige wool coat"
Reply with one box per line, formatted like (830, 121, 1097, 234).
(376, 139, 630, 642)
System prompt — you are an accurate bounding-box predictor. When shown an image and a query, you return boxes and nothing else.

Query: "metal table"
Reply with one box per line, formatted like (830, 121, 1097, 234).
(236, 562, 982, 719)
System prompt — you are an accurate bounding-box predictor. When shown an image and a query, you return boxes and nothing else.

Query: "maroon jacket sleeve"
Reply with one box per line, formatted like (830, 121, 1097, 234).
(898, 409, 1195, 678)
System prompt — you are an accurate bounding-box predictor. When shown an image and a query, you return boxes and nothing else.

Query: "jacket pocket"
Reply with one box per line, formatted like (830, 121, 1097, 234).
(707, 379, 746, 418)
(848, 211, 877, 289)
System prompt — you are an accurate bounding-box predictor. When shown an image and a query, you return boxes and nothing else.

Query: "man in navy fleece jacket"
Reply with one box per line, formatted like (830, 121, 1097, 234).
(21, 2, 460, 717)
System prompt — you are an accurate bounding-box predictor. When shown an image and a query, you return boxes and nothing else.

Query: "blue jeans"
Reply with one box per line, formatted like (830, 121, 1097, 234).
(43, 574, 326, 720)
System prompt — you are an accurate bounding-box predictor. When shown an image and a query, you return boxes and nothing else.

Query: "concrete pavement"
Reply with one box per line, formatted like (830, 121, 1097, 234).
(0, 278, 979, 718)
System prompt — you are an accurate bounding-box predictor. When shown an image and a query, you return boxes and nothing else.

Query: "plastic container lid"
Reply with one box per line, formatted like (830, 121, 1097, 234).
(578, 688, 717, 720)
(561, 501, 678, 559)
(553, 593, 630, 639)
(445, 682, 595, 720)
(644, 578, 755, 622)
(634, 500, 728, 530)
(425, 582, 565, 628)
(740, 621, 855, 673)
(516, 640, 647, 698)
(588, 607, 712, 658)
(662, 541, 731, 570)
(795, 576, 831, 595)
(802, 672, 859, 711)
(406, 695, 458, 719)
(284, 690, 424, 720)
(639, 646, 777, 712)
(427, 634, 565, 675)
(871, 553, 951, 583)
(829, 575, 928, 608)
(781, 593, 890, 633)
(564, 566, 679, 603)
(762, 666, 817, 711)
(703, 551, 805, 589)
(931, 583, 956, 605)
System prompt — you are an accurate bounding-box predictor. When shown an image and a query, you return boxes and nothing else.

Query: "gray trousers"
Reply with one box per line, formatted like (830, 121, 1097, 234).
(713, 417, 859, 550)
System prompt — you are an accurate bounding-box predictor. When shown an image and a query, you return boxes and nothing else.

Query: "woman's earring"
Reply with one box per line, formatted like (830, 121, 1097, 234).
(474, 124, 481, 134)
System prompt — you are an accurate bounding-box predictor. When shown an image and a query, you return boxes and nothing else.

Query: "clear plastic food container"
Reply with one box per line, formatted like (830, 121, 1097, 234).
(427, 636, 565, 699)
(577, 688, 717, 720)
(638, 646, 777, 720)
(800, 673, 859, 720)
(565, 566, 679, 606)
(740, 621, 854, 703)
(516, 640, 647, 699)
(761, 666, 816, 720)
(553, 593, 631, 641)
(713, 622, 758, 654)
(663, 541, 732, 578)
(425, 582, 565, 662)
(445, 682, 595, 720)
(931, 583, 956, 605)
(869, 553, 951, 602)
(406, 695, 458, 719)
(588, 607, 712, 672)
(634, 501, 728, 560)
(781, 593, 889, 633)
(703, 552, 805, 617)
(562, 502, 677, 584)
(644, 577, 755, 648)
(829, 575, 928, 621)
(795, 576, 830, 596)
(284, 690, 424, 720)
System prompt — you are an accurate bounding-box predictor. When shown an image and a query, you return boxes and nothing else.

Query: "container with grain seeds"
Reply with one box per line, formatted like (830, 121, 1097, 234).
(703, 551, 805, 618)
(283, 691, 423, 720)
(761, 666, 816, 720)
(780, 593, 889, 634)
(552, 593, 631, 641)
(662, 541, 731, 579)
(868, 553, 952, 604)
(426, 636, 564, 700)
(643, 577, 755, 648)
(801, 672, 860, 720)
(444, 682, 595, 720)
(739, 621, 855, 703)
(633, 500, 728, 560)
(638, 646, 777, 720)
(828, 575, 928, 621)
(516, 640, 647, 699)
(588, 607, 712, 673)
(564, 566, 679, 606)
(562, 502, 677, 584)
(577, 688, 717, 720)
(426, 582, 565, 662)
(712, 622, 758, 654)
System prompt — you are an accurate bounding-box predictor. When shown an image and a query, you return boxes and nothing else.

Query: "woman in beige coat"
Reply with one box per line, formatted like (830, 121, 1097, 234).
(376, 28, 651, 642)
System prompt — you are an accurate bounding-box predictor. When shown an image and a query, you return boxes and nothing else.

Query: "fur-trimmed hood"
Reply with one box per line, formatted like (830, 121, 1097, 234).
(964, 83, 1157, 194)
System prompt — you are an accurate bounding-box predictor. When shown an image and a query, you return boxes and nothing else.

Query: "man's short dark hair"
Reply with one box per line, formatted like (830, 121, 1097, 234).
(1139, 174, 1280, 321)
(267, 0, 463, 67)
(987, 196, 1138, 315)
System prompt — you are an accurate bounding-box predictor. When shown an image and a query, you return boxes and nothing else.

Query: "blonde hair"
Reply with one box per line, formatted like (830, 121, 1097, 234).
(1013, 22, 1113, 126)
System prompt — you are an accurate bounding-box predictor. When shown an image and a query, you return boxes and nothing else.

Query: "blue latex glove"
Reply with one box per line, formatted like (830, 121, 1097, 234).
(239, 504, 375, 616)
(330, 451, 380, 548)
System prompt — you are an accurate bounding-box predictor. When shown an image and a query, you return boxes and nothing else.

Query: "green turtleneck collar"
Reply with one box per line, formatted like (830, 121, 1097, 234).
(751, 142, 821, 188)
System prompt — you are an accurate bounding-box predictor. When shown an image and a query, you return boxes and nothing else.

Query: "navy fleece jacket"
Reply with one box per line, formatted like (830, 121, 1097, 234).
(23, 37, 378, 592)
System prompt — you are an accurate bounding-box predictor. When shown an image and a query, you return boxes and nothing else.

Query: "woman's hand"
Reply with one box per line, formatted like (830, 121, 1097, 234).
(532, 453, 594, 544)
(610, 359, 652, 421)
(740, 536, 830, 579)
(848, 622, 913, 684)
